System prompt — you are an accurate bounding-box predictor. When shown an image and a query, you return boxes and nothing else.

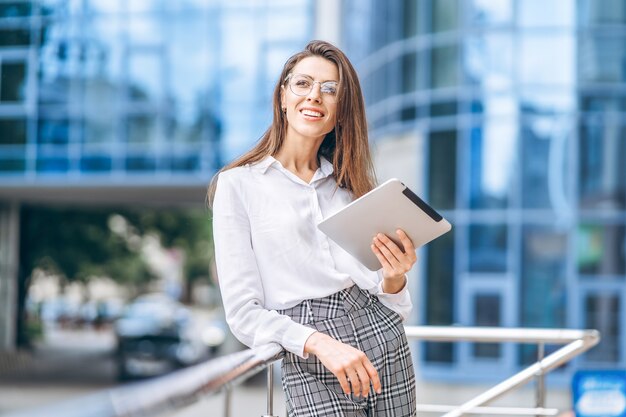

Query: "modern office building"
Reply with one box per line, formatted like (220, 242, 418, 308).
(0, 0, 315, 350)
(343, 0, 625, 381)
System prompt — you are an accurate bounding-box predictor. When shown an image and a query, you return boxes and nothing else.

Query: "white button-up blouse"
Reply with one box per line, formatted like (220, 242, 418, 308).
(212, 155, 412, 358)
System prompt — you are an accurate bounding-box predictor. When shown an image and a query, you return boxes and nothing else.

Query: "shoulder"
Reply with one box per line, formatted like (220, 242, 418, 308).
(215, 163, 266, 198)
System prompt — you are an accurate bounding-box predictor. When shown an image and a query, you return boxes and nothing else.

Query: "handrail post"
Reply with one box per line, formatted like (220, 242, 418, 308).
(224, 386, 232, 417)
(262, 363, 278, 417)
(535, 342, 545, 414)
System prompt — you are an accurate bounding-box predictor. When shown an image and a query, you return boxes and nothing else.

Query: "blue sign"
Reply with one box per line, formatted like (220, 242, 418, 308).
(573, 370, 626, 417)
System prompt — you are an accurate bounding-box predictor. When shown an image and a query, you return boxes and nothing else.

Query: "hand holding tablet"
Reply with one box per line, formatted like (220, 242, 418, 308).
(317, 178, 452, 271)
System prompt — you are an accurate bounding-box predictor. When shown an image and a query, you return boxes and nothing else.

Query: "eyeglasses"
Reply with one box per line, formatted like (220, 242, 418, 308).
(285, 73, 339, 102)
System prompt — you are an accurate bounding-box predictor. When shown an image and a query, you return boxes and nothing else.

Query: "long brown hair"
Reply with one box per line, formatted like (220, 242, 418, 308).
(207, 40, 376, 207)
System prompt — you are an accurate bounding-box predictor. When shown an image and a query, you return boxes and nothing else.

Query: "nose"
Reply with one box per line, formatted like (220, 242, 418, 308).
(306, 82, 322, 103)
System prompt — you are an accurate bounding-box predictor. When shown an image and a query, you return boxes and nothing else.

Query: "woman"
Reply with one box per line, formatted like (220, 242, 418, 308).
(209, 40, 417, 416)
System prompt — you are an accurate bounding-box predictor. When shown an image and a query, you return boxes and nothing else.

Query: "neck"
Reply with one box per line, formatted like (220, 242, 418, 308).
(274, 133, 324, 180)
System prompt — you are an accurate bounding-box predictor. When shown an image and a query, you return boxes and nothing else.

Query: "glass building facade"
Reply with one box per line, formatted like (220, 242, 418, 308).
(343, 0, 626, 380)
(0, 0, 313, 181)
(0, 0, 314, 350)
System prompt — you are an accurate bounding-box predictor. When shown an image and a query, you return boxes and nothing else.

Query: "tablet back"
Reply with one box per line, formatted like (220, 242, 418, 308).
(317, 178, 451, 270)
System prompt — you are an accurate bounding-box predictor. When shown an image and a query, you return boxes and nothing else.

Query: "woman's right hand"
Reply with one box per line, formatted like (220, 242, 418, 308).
(303, 331, 381, 397)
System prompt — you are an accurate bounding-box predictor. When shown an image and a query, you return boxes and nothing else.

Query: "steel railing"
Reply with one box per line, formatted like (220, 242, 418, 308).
(1, 343, 284, 417)
(2, 326, 600, 417)
(404, 326, 600, 417)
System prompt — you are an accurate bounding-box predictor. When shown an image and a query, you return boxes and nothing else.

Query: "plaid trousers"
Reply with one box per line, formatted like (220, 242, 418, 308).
(278, 285, 416, 417)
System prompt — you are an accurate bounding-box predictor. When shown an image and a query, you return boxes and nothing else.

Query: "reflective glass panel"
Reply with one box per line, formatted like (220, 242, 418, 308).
(126, 0, 163, 14)
(519, 227, 567, 365)
(127, 115, 157, 143)
(127, 15, 164, 45)
(128, 52, 164, 102)
(0, 157, 25, 172)
(0, 2, 33, 18)
(579, 35, 626, 83)
(80, 155, 111, 172)
(37, 118, 70, 145)
(0, 118, 27, 145)
(432, 0, 458, 32)
(469, 119, 516, 209)
(579, 118, 626, 210)
(577, 224, 626, 275)
(520, 34, 575, 86)
(37, 157, 69, 173)
(126, 156, 156, 172)
(584, 294, 620, 363)
(431, 45, 459, 88)
(469, 225, 508, 272)
(0, 27, 30, 46)
(0, 62, 27, 102)
(401, 51, 418, 94)
(402, 0, 420, 36)
(469, 0, 512, 26)
(521, 117, 572, 210)
(472, 294, 501, 358)
(84, 0, 123, 14)
(425, 229, 455, 363)
(38, 19, 82, 105)
(521, 228, 567, 329)
(82, 111, 114, 144)
(170, 154, 200, 172)
(428, 130, 457, 210)
(579, 0, 626, 24)
(266, 12, 309, 41)
(464, 34, 513, 90)
(519, 0, 574, 27)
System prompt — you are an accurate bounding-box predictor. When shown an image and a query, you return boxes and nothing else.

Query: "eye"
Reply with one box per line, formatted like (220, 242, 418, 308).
(321, 82, 338, 95)
(294, 78, 312, 88)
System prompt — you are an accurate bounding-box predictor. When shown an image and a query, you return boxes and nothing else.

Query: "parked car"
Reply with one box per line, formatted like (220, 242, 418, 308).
(114, 293, 226, 380)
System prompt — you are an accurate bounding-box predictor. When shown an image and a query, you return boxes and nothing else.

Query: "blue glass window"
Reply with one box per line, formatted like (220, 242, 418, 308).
(428, 130, 457, 210)
(0, 61, 27, 102)
(579, 119, 626, 210)
(469, 0, 512, 26)
(424, 229, 456, 363)
(584, 293, 621, 363)
(521, 117, 572, 210)
(469, 225, 508, 272)
(0, 118, 27, 145)
(578, 224, 626, 276)
(469, 120, 516, 209)
(472, 294, 501, 358)
(579, 0, 626, 25)
(521, 227, 567, 329)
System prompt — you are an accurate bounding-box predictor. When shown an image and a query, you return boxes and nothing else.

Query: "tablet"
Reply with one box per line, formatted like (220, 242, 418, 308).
(317, 178, 452, 271)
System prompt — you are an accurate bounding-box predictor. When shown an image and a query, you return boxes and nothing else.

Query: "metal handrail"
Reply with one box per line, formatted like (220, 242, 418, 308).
(2, 326, 600, 417)
(403, 326, 601, 417)
(1, 343, 284, 417)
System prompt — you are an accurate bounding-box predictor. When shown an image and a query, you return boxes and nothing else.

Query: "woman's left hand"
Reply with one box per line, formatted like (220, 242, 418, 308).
(371, 229, 417, 282)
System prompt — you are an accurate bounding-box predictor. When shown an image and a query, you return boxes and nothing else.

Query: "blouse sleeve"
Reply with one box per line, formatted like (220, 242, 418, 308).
(373, 271, 413, 322)
(212, 171, 316, 358)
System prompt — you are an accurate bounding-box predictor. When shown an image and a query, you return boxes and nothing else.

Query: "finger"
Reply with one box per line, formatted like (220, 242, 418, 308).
(371, 244, 392, 269)
(396, 229, 417, 259)
(354, 365, 371, 397)
(345, 367, 362, 396)
(373, 236, 401, 266)
(376, 233, 406, 261)
(362, 359, 382, 394)
(335, 371, 351, 395)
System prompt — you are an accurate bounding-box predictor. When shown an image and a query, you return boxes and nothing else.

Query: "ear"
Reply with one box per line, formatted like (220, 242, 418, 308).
(280, 85, 286, 110)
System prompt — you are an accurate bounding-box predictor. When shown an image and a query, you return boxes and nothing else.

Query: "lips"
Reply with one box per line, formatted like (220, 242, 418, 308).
(299, 107, 324, 118)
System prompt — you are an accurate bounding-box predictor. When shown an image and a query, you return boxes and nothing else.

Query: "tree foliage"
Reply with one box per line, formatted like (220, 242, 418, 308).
(16, 205, 214, 346)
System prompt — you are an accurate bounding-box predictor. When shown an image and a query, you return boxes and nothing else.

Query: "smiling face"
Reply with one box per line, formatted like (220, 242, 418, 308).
(280, 56, 339, 144)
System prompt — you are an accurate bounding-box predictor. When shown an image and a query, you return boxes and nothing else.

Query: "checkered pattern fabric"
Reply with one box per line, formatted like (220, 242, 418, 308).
(278, 285, 416, 416)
